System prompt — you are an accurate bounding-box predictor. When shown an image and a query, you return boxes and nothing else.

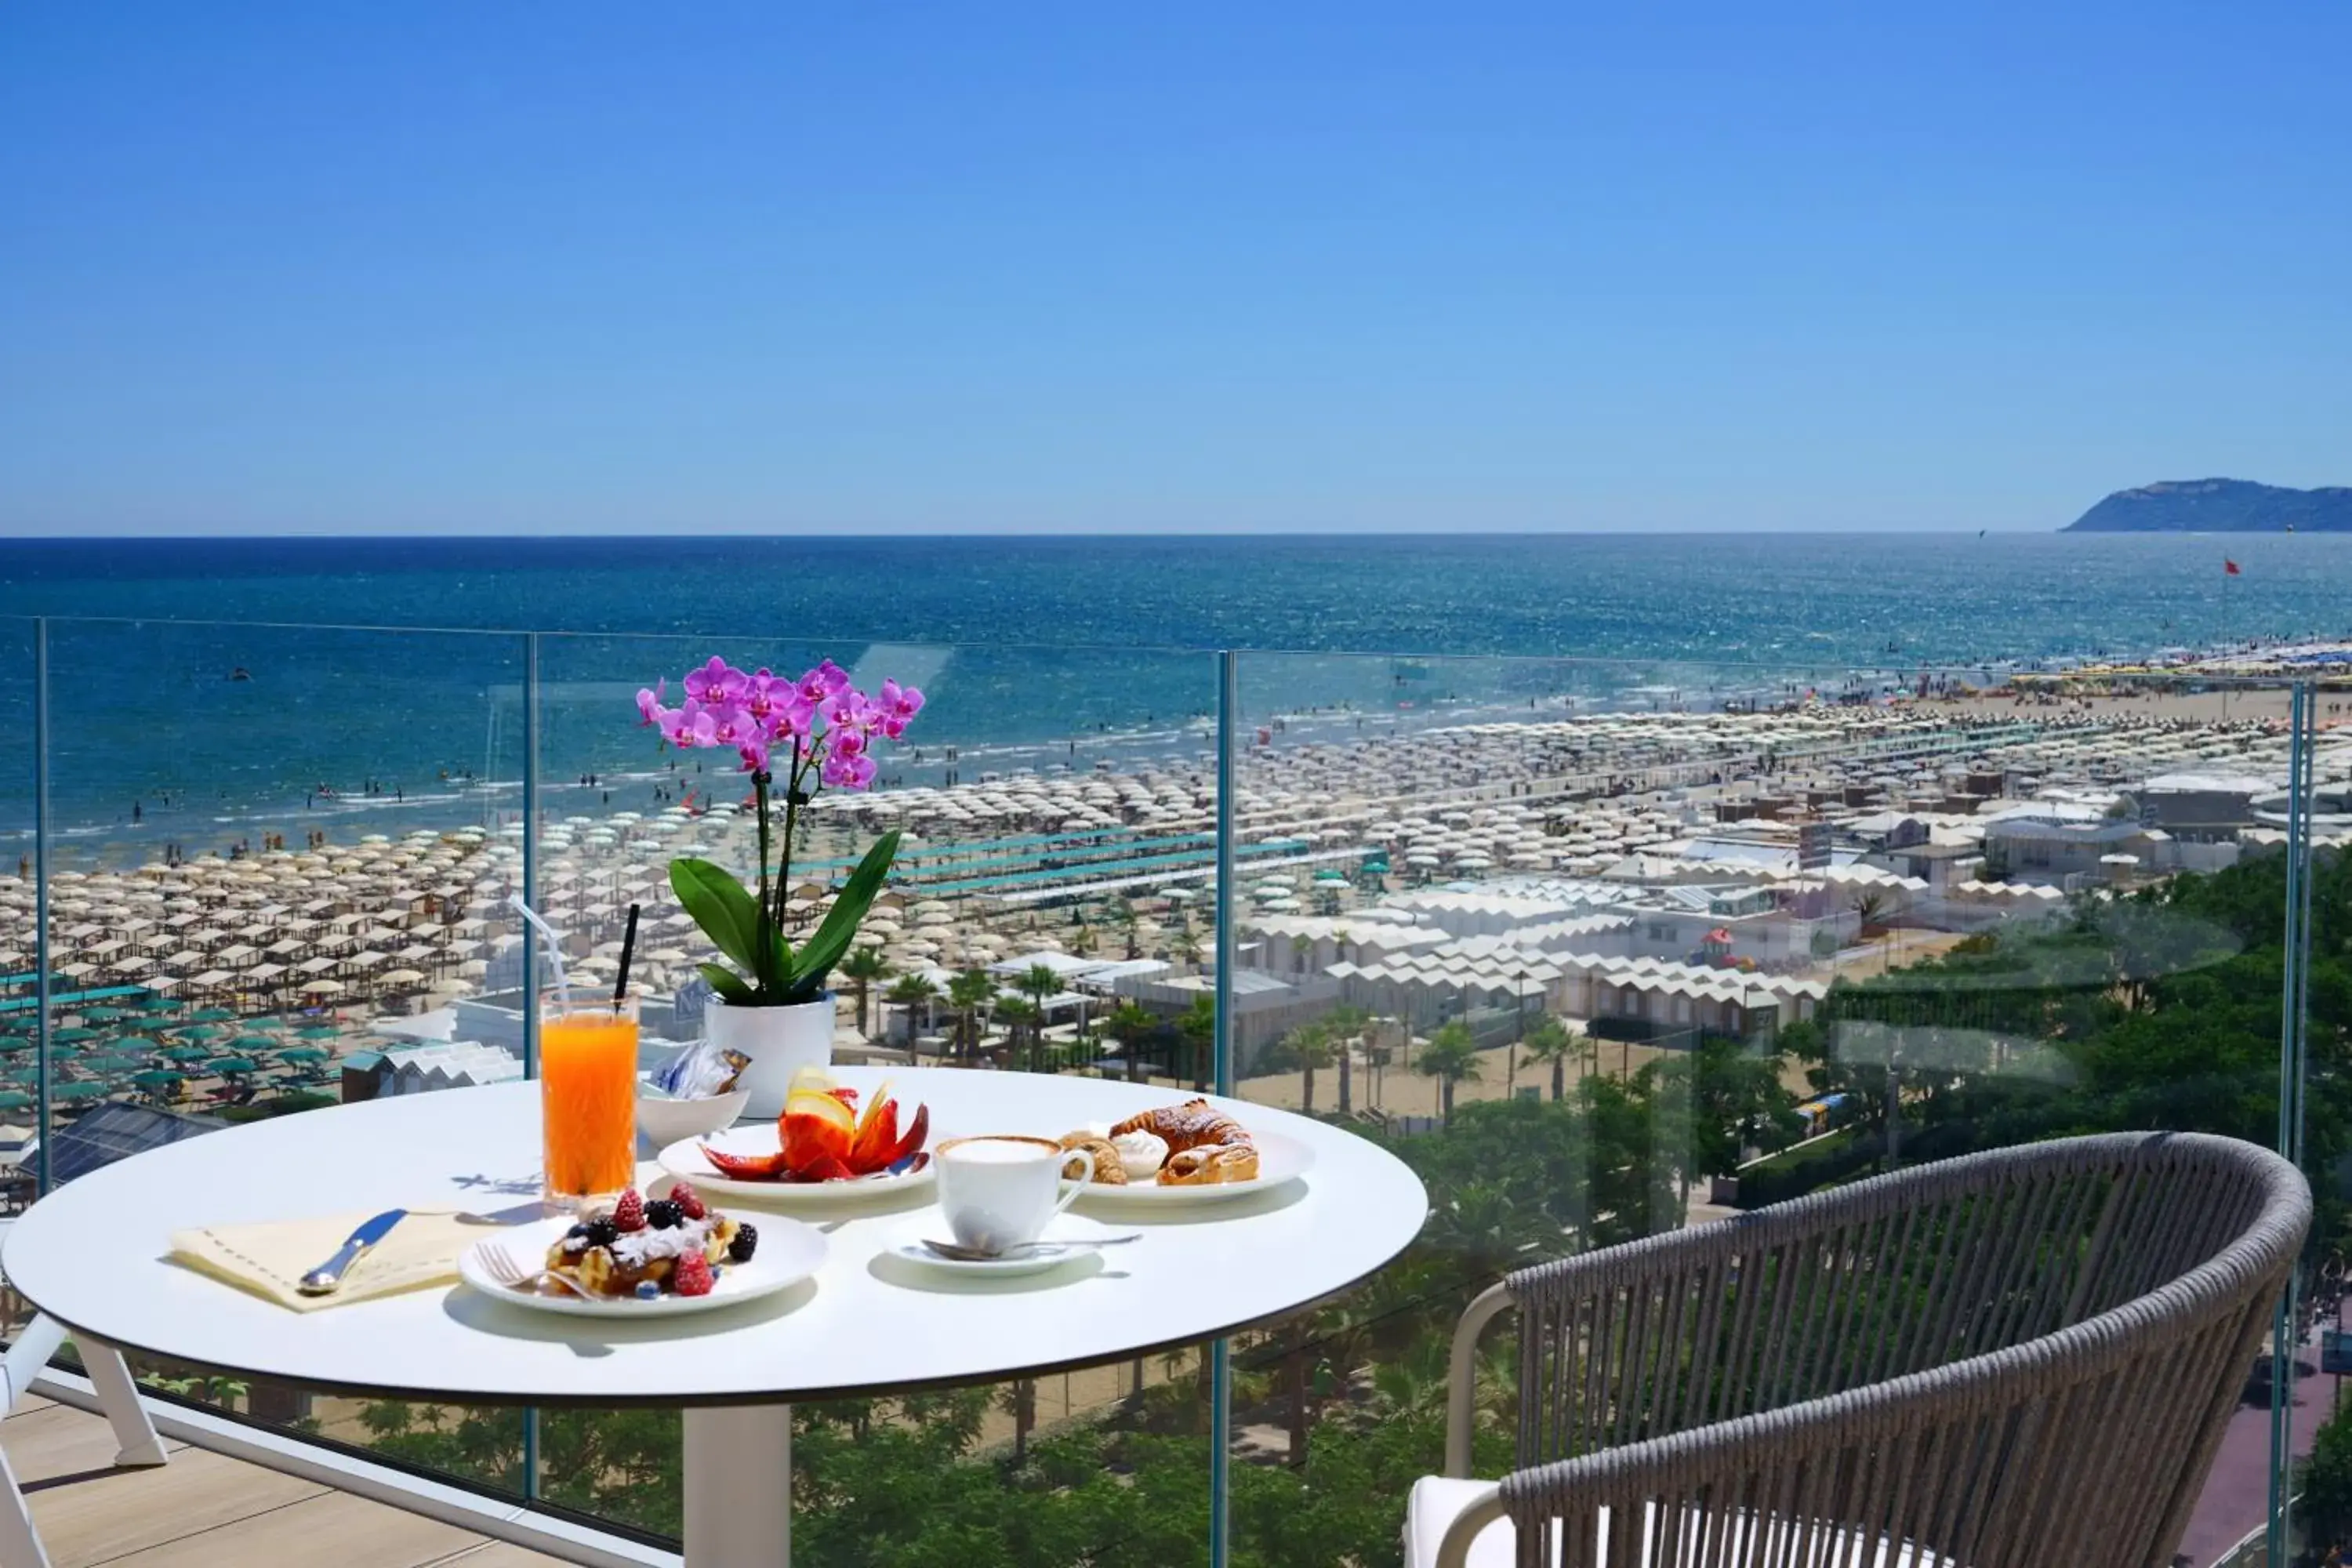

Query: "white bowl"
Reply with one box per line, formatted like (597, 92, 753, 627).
(634, 1088, 751, 1149)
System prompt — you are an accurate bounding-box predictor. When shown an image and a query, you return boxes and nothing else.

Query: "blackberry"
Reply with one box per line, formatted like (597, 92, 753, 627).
(582, 1218, 619, 1249)
(728, 1224, 758, 1263)
(565, 1223, 590, 1240)
(644, 1199, 684, 1230)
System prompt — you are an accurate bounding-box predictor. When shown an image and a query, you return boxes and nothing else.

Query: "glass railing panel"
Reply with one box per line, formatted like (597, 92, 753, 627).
(0, 618, 34, 1341)
(1229, 651, 2317, 1566)
(529, 631, 1223, 1559)
(31, 615, 532, 1491)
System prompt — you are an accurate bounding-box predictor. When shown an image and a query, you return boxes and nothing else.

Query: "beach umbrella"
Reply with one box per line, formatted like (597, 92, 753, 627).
(206, 1056, 260, 1076)
(227, 1034, 280, 1052)
(294, 1025, 339, 1040)
(0, 1091, 29, 1112)
(190, 1007, 238, 1022)
(51, 1027, 97, 1043)
(79, 1054, 147, 1075)
(79, 1007, 127, 1022)
(278, 1047, 329, 1064)
(158, 1044, 211, 1063)
(53, 1082, 110, 1102)
(129, 1071, 180, 1090)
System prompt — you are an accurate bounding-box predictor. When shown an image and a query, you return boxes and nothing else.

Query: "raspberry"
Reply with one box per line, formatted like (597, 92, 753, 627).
(673, 1252, 713, 1297)
(670, 1183, 707, 1221)
(728, 1224, 758, 1263)
(612, 1189, 645, 1232)
(644, 1199, 684, 1230)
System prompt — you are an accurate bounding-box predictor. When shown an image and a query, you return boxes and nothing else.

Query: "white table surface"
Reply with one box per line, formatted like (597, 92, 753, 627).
(2, 1069, 1429, 1406)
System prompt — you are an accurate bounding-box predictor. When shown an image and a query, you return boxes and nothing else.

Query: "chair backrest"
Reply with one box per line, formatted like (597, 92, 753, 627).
(1497, 1131, 2308, 1568)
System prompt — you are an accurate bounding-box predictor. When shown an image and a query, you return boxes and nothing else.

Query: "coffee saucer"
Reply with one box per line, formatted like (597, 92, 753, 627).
(882, 1212, 1132, 1277)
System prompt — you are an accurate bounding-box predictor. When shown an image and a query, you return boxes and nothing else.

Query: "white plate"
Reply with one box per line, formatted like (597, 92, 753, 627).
(657, 1124, 938, 1207)
(1073, 1128, 1316, 1208)
(881, 1212, 1134, 1279)
(457, 1214, 826, 1319)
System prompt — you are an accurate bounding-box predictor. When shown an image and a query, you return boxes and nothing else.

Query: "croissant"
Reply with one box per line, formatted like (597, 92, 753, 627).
(1056, 1132, 1127, 1185)
(1111, 1098, 1257, 1186)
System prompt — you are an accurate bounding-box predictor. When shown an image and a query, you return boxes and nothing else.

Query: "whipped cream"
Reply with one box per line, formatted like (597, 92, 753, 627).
(1109, 1130, 1169, 1179)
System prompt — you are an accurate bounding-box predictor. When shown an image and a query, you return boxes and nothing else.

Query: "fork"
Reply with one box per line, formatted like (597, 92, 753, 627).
(474, 1245, 600, 1301)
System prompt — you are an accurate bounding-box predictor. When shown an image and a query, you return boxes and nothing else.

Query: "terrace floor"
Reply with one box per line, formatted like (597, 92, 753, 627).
(2, 1395, 569, 1567)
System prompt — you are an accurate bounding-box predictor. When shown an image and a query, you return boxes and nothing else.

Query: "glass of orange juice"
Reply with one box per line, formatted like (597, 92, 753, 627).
(540, 996, 639, 1207)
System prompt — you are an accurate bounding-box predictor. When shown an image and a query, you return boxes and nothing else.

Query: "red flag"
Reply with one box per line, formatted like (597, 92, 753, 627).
(2224, 559, 2241, 576)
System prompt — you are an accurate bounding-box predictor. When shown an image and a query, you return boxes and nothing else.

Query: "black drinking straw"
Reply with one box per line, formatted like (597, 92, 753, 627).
(612, 904, 641, 1011)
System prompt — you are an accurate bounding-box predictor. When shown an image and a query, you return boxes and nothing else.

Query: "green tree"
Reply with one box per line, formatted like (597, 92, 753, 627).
(1521, 1016, 1575, 1102)
(1177, 993, 1215, 1088)
(1417, 1022, 1483, 1127)
(946, 967, 997, 1062)
(1326, 1004, 1372, 1115)
(1269, 1022, 1337, 1113)
(837, 946, 893, 1037)
(2303, 1402, 2352, 1564)
(1102, 1002, 1160, 1083)
(884, 972, 939, 1048)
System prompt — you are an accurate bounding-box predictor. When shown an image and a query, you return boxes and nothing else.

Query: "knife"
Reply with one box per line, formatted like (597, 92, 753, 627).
(296, 1208, 409, 1297)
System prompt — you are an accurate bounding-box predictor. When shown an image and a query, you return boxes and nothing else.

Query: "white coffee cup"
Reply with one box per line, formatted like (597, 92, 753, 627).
(935, 1135, 1095, 1254)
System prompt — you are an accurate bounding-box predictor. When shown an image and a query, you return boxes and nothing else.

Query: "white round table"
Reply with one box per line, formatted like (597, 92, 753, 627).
(3, 1069, 1428, 1566)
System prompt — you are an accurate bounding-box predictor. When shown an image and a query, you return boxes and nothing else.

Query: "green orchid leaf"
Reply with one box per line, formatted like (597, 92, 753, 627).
(784, 830, 902, 1000)
(670, 858, 764, 976)
(695, 962, 757, 1006)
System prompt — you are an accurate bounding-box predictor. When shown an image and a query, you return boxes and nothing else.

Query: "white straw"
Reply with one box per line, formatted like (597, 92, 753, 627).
(509, 895, 573, 1013)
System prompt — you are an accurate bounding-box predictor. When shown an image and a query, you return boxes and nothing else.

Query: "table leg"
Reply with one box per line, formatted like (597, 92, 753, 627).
(682, 1403, 792, 1567)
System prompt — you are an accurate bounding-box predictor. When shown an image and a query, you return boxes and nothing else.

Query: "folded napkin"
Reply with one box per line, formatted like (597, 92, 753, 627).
(169, 1210, 492, 1312)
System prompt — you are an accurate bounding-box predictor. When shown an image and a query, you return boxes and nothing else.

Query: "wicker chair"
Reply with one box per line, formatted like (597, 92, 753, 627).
(1409, 1131, 2309, 1568)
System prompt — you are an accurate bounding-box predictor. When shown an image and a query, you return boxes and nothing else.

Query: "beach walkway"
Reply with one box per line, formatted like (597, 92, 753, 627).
(1, 1394, 568, 1568)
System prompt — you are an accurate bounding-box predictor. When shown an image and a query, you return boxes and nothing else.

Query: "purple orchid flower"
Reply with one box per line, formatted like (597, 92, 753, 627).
(661, 699, 717, 749)
(684, 657, 749, 709)
(875, 678, 923, 739)
(736, 737, 770, 773)
(822, 750, 877, 790)
(768, 695, 816, 743)
(794, 662, 849, 706)
(635, 678, 669, 728)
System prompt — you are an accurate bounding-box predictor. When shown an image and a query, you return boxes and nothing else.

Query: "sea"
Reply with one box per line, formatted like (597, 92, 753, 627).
(1, 532, 2344, 853)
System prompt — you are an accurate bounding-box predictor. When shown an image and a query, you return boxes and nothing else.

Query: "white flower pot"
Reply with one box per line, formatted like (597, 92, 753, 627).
(706, 994, 836, 1119)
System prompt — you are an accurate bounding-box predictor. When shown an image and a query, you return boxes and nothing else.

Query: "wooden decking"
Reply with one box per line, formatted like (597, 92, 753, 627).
(3, 1395, 570, 1567)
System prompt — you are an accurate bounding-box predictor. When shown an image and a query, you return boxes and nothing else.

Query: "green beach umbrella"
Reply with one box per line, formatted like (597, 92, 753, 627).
(79, 1007, 126, 1022)
(158, 1044, 211, 1063)
(79, 1054, 146, 1074)
(53, 1082, 111, 1102)
(278, 1047, 329, 1064)
(129, 1071, 180, 1090)
(109, 1035, 162, 1051)
(0, 1039, 34, 1056)
(173, 1024, 227, 1042)
(227, 1034, 280, 1051)
(293, 1026, 340, 1040)
(190, 1007, 238, 1022)
(50, 1027, 97, 1043)
(0, 1091, 30, 1112)
(205, 1056, 260, 1075)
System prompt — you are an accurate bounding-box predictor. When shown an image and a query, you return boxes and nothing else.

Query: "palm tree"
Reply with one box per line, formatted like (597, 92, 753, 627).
(1326, 1004, 1371, 1115)
(1417, 1022, 1483, 1127)
(946, 967, 996, 1062)
(994, 996, 1044, 1073)
(1171, 928, 1205, 968)
(1103, 1002, 1158, 1083)
(837, 946, 892, 1037)
(1112, 898, 1142, 960)
(1015, 963, 1063, 1071)
(1272, 1022, 1337, 1114)
(884, 972, 939, 1048)
(1177, 993, 1214, 1089)
(1521, 1016, 1575, 1102)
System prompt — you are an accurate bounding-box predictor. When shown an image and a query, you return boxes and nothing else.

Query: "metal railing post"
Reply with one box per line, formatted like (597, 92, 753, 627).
(2270, 681, 2313, 1567)
(1210, 649, 1237, 1568)
(520, 633, 542, 1503)
(31, 620, 50, 1196)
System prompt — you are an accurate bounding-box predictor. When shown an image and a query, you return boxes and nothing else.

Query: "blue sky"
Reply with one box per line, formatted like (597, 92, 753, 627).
(2, 3, 2346, 535)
